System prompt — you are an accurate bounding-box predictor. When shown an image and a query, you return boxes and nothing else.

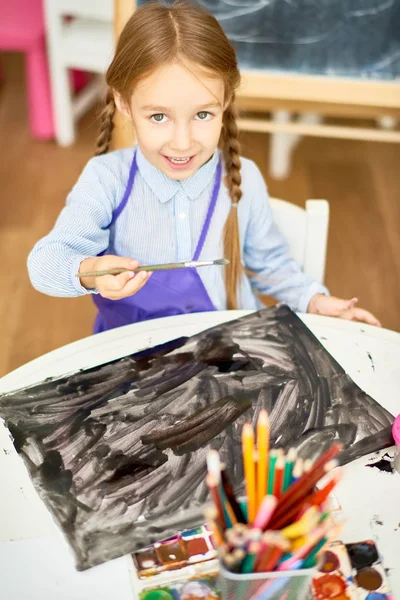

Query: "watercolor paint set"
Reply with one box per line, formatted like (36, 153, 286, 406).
(132, 526, 217, 578)
(136, 561, 220, 600)
(312, 539, 392, 599)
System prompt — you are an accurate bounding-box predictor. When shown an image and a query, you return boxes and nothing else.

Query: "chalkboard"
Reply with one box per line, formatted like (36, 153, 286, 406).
(138, 0, 400, 80)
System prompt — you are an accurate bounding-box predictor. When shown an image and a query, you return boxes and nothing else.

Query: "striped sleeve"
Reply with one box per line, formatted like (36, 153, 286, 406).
(27, 156, 120, 297)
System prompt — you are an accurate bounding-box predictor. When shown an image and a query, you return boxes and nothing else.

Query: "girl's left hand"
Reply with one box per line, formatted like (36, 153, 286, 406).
(307, 294, 381, 327)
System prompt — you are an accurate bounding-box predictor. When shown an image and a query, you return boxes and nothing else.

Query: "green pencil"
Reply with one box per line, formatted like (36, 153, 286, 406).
(240, 541, 260, 574)
(267, 449, 278, 494)
(283, 448, 297, 492)
(302, 537, 327, 568)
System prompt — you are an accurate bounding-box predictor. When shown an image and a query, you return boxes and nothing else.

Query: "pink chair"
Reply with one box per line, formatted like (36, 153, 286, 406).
(0, 0, 54, 139)
(0, 0, 90, 140)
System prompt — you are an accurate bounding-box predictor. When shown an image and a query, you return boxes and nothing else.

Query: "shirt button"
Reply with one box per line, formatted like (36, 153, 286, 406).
(178, 212, 186, 220)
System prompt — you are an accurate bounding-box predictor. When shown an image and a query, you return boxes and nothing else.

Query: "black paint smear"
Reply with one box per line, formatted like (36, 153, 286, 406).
(367, 351, 376, 372)
(0, 305, 394, 570)
(40, 450, 73, 494)
(366, 456, 394, 473)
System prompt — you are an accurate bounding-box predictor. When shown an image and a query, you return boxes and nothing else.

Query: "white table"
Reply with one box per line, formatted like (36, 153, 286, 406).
(0, 311, 399, 600)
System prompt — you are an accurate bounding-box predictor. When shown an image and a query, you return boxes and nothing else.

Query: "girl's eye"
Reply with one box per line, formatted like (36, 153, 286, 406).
(150, 114, 167, 123)
(196, 111, 212, 121)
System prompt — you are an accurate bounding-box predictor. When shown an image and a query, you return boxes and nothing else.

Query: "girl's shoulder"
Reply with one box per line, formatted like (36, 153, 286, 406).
(237, 156, 268, 197)
(83, 147, 135, 184)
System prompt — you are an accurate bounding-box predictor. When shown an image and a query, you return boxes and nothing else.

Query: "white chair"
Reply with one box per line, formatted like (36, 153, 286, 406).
(270, 198, 329, 284)
(43, 0, 114, 146)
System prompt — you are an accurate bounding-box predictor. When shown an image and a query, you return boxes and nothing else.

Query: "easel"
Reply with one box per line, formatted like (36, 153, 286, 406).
(113, 0, 400, 175)
(112, 0, 136, 149)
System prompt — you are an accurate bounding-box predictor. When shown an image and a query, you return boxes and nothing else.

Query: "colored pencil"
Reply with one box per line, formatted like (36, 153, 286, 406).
(253, 495, 278, 531)
(259, 538, 289, 572)
(277, 520, 334, 571)
(204, 427, 342, 579)
(309, 470, 343, 507)
(303, 459, 313, 473)
(301, 537, 327, 568)
(273, 453, 285, 498)
(290, 457, 304, 484)
(242, 422, 257, 523)
(206, 472, 227, 528)
(280, 506, 319, 540)
(241, 540, 261, 573)
(207, 450, 222, 481)
(269, 443, 342, 525)
(256, 409, 270, 510)
(220, 468, 247, 523)
(267, 449, 278, 495)
(283, 448, 297, 492)
(269, 461, 338, 531)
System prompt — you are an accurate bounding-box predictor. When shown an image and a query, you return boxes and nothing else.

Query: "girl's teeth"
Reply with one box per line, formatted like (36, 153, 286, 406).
(169, 157, 190, 164)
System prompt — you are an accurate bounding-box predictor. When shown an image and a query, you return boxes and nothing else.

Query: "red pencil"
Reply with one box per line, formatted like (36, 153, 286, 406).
(258, 542, 287, 572)
(270, 460, 338, 530)
(269, 443, 342, 526)
(273, 454, 285, 499)
(206, 472, 227, 529)
(309, 470, 342, 507)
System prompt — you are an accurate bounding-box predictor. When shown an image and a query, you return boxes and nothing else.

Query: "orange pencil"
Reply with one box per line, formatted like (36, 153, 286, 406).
(242, 422, 256, 523)
(256, 409, 270, 510)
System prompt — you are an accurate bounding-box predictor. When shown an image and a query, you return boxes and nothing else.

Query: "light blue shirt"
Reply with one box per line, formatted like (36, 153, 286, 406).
(28, 146, 328, 313)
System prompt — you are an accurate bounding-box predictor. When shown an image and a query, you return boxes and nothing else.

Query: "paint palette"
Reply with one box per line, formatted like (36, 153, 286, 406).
(139, 571, 220, 600)
(312, 540, 392, 599)
(132, 526, 217, 578)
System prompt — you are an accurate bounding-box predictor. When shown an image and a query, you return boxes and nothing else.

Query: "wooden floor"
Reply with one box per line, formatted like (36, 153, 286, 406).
(1, 53, 399, 377)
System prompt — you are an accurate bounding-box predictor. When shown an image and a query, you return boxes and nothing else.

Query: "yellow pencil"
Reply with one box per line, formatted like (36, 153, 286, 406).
(256, 409, 270, 511)
(242, 422, 256, 524)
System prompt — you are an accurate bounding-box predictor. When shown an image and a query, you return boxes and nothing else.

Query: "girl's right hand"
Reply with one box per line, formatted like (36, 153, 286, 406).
(79, 256, 151, 300)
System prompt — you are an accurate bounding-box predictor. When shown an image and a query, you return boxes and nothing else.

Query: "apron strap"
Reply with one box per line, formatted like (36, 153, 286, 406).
(108, 151, 138, 227)
(192, 160, 222, 261)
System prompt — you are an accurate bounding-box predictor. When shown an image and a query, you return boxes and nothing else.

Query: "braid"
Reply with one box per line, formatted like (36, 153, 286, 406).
(222, 97, 243, 309)
(95, 89, 116, 156)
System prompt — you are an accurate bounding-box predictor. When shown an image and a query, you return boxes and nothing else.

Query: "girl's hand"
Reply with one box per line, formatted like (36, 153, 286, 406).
(79, 256, 151, 300)
(307, 294, 381, 327)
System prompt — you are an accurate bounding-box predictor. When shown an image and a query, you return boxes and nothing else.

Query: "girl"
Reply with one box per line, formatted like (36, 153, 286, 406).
(28, 1, 380, 333)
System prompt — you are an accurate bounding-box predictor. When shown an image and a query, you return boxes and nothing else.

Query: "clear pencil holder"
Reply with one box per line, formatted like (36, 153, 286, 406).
(218, 563, 316, 600)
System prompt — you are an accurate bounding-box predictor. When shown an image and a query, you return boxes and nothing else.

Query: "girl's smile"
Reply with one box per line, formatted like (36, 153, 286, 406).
(162, 154, 196, 170)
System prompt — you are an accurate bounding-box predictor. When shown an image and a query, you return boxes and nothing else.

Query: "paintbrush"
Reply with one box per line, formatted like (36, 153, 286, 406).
(76, 258, 229, 278)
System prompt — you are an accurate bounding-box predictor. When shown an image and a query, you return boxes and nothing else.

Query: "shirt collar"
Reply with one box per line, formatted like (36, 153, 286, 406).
(135, 146, 220, 203)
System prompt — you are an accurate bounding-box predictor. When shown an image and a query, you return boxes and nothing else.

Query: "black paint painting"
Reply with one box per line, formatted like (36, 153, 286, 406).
(0, 306, 394, 569)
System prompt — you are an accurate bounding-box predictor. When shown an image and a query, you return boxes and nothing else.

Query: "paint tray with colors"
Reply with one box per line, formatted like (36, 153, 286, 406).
(138, 571, 220, 600)
(312, 539, 392, 599)
(132, 526, 217, 578)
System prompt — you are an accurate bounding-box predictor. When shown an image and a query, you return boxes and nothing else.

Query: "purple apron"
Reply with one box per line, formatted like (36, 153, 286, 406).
(92, 152, 220, 333)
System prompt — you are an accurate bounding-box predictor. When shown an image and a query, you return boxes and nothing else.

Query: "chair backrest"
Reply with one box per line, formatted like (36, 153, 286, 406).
(269, 198, 329, 284)
(48, 0, 113, 22)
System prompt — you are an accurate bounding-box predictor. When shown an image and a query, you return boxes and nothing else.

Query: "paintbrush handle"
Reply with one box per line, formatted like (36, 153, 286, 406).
(76, 260, 226, 278)
(77, 263, 186, 277)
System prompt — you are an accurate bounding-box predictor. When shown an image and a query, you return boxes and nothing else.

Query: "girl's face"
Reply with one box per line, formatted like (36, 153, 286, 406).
(117, 62, 225, 180)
